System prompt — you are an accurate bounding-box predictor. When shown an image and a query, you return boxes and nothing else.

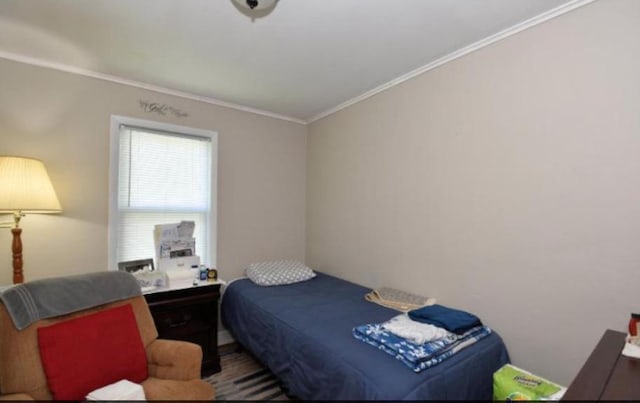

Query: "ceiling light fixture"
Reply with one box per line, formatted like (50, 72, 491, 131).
(234, 0, 278, 11)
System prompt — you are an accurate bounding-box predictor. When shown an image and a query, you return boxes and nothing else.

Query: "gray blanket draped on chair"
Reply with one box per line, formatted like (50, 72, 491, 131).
(0, 271, 141, 330)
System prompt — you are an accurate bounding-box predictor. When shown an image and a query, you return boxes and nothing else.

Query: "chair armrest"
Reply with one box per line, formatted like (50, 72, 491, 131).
(0, 393, 35, 400)
(146, 339, 203, 381)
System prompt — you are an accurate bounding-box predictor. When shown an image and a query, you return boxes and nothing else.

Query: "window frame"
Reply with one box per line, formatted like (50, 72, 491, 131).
(108, 115, 218, 271)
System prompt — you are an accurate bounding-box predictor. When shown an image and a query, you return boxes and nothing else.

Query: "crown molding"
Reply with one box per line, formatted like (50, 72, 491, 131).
(307, 0, 597, 124)
(0, 50, 306, 125)
(0, 0, 596, 126)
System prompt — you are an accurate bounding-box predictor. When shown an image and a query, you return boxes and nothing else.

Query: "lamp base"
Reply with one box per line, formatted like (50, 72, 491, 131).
(12, 227, 23, 284)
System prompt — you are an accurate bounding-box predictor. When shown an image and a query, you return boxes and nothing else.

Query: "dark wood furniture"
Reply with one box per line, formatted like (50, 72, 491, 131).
(563, 329, 640, 400)
(144, 283, 221, 375)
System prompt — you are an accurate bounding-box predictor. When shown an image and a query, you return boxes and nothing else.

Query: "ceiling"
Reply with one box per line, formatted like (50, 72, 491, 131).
(0, 0, 582, 123)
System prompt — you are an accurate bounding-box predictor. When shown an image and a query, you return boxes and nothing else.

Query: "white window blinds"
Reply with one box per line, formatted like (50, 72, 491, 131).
(114, 124, 212, 265)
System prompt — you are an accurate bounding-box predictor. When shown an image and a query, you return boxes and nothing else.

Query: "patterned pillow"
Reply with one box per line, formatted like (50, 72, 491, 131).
(245, 260, 316, 286)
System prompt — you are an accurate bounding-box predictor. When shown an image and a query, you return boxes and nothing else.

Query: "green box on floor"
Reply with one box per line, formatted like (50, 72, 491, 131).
(493, 364, 564, 401)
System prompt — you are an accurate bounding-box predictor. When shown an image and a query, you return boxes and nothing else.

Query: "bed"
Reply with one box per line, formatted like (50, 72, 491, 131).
(221, 272, 509, 400)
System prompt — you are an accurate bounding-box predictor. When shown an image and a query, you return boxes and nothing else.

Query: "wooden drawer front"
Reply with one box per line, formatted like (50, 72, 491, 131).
(144, 284, 221, 374)
(153, 307, 207, 334)
(145, 285, 220, 307)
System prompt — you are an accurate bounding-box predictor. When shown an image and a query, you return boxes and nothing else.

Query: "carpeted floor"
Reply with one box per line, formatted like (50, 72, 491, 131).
(204, 347, 293, 401)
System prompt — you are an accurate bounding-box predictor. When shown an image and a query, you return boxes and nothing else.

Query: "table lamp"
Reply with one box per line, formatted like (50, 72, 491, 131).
(0, 156, 62, 284)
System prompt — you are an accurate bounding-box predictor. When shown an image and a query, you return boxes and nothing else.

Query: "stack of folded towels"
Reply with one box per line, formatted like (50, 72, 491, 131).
(353, 304, 491, 372)
(406, 304, 483, 335)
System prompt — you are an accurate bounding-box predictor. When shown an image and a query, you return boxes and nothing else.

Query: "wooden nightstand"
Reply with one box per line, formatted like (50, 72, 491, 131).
(144, 282, 221, 375)
(563, 329, 640, 400)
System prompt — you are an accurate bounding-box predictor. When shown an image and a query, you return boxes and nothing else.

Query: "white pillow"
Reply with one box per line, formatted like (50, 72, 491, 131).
(245, 260, 316, 286)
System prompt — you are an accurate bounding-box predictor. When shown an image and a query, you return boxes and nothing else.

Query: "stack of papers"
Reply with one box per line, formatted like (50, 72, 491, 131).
(154, 221, 196, 259)
(86, 379, 146, 401)
(154, 221, 200, 271)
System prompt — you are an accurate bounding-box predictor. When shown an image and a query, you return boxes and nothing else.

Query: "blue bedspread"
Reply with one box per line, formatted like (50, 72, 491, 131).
(221, 272, 509, 400)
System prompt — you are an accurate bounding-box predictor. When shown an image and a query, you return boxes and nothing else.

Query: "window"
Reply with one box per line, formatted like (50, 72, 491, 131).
(109, 116, 217, 270)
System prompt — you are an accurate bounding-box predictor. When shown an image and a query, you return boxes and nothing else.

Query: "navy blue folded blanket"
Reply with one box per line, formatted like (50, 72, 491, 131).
(409, 304, 482, 334)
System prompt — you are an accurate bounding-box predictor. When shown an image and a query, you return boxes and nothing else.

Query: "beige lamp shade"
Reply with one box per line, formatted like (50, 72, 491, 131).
(0, 156, 62, 213)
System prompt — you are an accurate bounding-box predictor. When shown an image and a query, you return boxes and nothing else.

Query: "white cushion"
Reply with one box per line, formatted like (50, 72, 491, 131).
(246, 260, 316, 286)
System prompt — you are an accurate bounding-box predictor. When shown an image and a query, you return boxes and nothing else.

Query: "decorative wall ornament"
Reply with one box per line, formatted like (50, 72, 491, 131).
(139, 100, 188, 118)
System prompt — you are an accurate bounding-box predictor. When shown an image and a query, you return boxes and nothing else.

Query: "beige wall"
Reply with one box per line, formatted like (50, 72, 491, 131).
(307, 0, 640, 385)
(0, 58, 307, 284)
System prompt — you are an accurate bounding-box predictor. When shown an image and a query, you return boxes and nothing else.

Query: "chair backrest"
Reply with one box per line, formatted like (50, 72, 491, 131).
(0, 295, 158, 400)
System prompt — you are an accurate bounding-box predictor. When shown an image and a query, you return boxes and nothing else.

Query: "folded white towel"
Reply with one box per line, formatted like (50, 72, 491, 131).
(382, 314, 451, 344)
(86, 379, 146, 401)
